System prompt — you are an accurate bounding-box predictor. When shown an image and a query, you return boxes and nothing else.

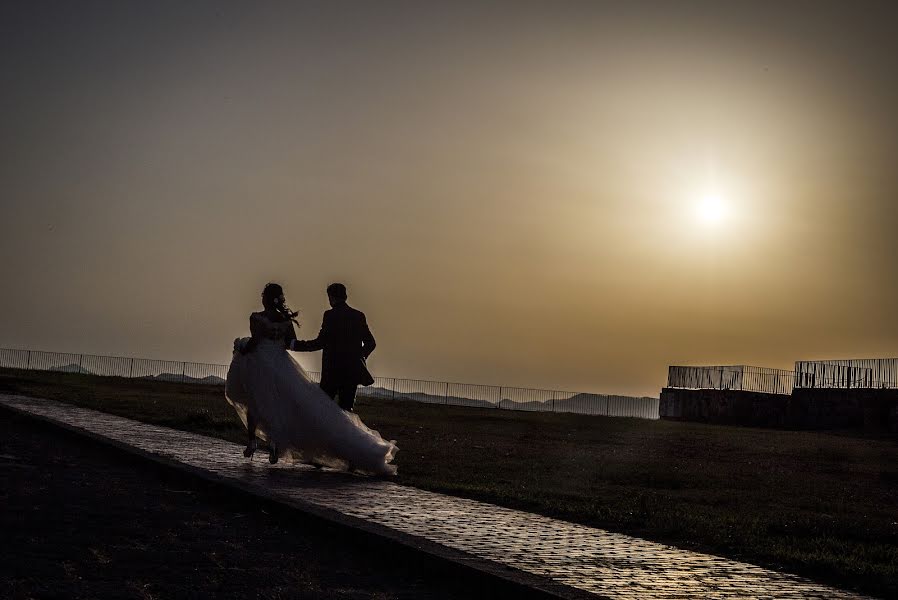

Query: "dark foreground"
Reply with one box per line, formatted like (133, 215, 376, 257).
(2, 368, 896, 598)
(0, 411, 502, 600)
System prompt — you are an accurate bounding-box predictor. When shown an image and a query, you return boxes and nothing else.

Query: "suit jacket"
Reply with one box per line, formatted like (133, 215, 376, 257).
(293, 302, 376, 386)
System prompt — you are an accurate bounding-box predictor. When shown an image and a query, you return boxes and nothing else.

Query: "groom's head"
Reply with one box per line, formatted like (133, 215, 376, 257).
(327, 283, 347, 307)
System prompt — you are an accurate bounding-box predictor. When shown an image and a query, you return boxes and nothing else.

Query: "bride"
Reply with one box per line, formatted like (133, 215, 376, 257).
(225, 283, 397, 475)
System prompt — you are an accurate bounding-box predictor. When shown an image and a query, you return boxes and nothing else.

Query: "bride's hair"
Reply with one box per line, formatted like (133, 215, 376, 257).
(262, 283, 299, 325)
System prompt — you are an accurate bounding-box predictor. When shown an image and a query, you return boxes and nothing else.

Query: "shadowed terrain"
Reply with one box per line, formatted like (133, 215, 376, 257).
(1, 368, 896, 598)
(0, 410, 527, 599)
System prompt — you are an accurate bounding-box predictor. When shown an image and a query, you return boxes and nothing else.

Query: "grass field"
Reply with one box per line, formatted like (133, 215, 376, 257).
(2, 368, 896, 598)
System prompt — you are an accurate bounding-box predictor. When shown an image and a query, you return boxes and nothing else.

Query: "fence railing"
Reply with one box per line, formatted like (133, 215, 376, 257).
(0, 348, 660, 419)
(668, 359, 896, 395)
(667, 365, 796, 395)
(794, 358, 896, 389)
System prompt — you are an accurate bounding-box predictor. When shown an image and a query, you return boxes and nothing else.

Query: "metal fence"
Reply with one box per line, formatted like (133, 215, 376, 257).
(794, 358, 897, 389)
(667, 365, 796, 395)
(0, 348, 660, 419)
(668, 359, 897, 395)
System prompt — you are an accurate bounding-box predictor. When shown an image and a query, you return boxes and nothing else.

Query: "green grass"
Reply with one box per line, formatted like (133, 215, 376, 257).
(2, 368, 896, 598)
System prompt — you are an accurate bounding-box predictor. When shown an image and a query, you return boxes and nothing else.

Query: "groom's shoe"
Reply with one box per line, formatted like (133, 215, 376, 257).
(269, 444, 279, 464)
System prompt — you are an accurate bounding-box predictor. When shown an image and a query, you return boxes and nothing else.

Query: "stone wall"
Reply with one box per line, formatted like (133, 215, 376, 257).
(789, 387, 898, 431)
(659, 388, 791, 427)
(660, 387, 898, 432)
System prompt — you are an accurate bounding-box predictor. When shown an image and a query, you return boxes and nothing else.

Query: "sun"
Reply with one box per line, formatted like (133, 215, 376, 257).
(695, 192, 728, 226)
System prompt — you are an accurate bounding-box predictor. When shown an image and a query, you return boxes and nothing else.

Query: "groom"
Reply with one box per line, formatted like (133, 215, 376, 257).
(287, 283, 376, 411)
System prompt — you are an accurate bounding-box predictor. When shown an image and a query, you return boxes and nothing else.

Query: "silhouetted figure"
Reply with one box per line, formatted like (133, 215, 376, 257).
(232, 283, 298, 462)
(287, 283, 376, 412)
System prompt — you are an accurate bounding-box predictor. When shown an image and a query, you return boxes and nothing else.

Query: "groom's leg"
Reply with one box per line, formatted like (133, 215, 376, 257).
(319, 379, 339, 401)
(337, 384, 358, 411)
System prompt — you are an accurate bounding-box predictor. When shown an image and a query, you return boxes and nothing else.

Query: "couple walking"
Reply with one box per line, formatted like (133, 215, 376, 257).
(225, 283, 397, 475)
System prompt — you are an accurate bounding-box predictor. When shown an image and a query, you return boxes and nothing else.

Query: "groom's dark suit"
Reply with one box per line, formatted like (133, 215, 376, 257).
(290, 301, 375, 411)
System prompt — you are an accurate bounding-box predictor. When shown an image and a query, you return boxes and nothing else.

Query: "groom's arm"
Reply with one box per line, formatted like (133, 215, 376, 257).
(288, 312, 330, 352)
(361, 314, 376, 359)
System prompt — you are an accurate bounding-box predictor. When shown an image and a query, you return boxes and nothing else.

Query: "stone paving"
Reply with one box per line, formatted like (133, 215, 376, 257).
(0, 394, 874, 600)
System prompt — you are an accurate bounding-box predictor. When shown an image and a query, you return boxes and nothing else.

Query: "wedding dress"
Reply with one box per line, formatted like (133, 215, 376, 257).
(225, 311, 397, 475)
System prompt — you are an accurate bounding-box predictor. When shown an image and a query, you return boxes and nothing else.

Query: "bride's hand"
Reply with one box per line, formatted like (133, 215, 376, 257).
(234, 337, 255, 355)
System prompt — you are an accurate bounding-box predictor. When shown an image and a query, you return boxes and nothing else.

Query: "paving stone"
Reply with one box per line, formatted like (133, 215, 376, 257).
(0, 394, 873, 600)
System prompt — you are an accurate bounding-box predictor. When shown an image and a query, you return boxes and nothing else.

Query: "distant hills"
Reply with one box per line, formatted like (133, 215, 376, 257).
(7, 357, 657, 418)
(363, 388, 658, 416)
(38, 363, 226, 386)
(139, 373, 227, 385)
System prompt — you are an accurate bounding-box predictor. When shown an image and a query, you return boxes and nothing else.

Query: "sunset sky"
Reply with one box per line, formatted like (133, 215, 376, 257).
(2, 1, 896, 397)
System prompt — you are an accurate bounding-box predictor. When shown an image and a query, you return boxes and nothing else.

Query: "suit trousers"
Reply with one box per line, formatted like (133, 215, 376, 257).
(320, 380, 358, 412)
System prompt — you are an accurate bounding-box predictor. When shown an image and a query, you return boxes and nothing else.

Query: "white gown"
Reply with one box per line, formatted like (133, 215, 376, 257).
(225, 312, 397, 475)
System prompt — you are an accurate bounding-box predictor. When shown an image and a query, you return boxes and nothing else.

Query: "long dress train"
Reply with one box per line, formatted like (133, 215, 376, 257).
(225, 315, 397, 475)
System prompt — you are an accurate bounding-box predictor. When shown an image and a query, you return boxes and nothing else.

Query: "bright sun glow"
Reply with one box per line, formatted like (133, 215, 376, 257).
(695, 192, 728, 226)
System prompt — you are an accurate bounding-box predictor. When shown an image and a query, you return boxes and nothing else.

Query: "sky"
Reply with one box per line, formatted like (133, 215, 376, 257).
(1, 1, 896, 397)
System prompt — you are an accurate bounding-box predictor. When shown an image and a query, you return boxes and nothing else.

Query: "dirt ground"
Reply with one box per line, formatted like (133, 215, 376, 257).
(0, 411, 505, 600)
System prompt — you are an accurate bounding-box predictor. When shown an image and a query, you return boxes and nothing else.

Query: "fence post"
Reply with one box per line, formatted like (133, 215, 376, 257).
(181, 362, 186, 383)
(26, 350, 32, 370)
(498, 386, 503, 409)
(78, 354, 83, 374)
(391, 378, 396, 401)
(129, 358, 134, 379)
(445, 381, 449, 404)
(552, 390, 557, 412)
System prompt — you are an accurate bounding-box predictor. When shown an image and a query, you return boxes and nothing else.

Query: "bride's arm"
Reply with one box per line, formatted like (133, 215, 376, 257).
(241, 314, 263, 354)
